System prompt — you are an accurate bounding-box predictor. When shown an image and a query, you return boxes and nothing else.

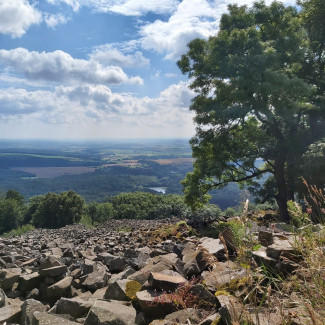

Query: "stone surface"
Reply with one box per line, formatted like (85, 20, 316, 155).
(0, 288, 5, 307)
(20, 299, 47, 325)
(55, 297, 92, 319)
(199, 237, 226, 259)
(148, 271, 186, 292)
(84, 300, 136, 325)
(0, 304, 21, 324)
(39, 265, 68, 277)
(32, 311, 80, 325)
(46, 276, 72, 298)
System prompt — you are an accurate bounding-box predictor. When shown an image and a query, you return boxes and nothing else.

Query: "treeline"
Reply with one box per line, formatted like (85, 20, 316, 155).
(0, 189, 223, 235)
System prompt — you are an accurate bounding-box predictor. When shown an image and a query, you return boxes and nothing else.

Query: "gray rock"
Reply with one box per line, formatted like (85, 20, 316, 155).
(148, 271, 186, 292)
(55, 297, 92, 319)
(0, 269, 20, 291)
(46, 276, 72, 298)
(18, 272, 41, 292)
(39, 265, 68, 277)
(32, 311, 80, 325)
(20, 299, 47, 325)
(109, 257, 127, 273)
(82, 270, 108, 291)
(199, 237, 226, 259)
(0, 304, 21, 324)
(0, 288, 6, 307)
(84, 300, 136, 325)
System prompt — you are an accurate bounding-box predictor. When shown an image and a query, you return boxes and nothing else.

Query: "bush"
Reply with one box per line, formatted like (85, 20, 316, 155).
(0, 199, 22, 234)
(32, 190, 85, 228)
(87, 202, 114, 224)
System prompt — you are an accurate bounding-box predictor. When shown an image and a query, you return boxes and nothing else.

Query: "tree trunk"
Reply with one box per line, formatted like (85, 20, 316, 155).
(274, 159, 290, 222)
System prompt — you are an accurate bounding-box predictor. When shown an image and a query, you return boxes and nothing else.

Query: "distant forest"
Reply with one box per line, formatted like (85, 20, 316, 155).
(0, 139, 243, 209)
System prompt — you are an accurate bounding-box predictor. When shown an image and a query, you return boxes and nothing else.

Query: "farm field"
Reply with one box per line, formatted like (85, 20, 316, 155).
(10, 166, 96, 178)
(0, 139, 243, 208)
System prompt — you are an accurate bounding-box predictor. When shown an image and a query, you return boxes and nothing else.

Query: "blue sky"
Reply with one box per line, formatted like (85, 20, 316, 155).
(0, 0, 295, 139)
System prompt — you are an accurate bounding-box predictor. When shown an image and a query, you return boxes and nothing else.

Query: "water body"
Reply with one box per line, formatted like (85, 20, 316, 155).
(149, 187, 167, 194)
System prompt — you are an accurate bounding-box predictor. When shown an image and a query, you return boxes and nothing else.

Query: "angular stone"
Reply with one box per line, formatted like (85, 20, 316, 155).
(20, 299, 47, 325)
(217, 295, 251, 324)
(55, 297, 92, 319)
(108, 266, 135, 284)
(128, 254, 182, 285)
(266, 238, 294, 259)
(84, 300, 136, 325)
(148, 271, 186, 292)
(82, 270, 108, 291)
(46, 276, 72, 298)
(165, 308, 204, 324)
(0, 269, 20, 291)
(18, 272, 41, 292)
(258, 230, 274, 247)
(136, 290, 174, 319)
(105, 279, 141, 301)
(0, 304, 21, 324)
(32, 311, 80, 325)
(183, 248, 214, 277)
(98, 252, 116, 266)
(0, 288, 5, 307)
(39, 256, 62, 270)
(199, 237, 226, 259)
(201, 261, 247, 291)
(252, 247, 278, 269)
(109, 257, 127, 273)
(39, 265, 68, 277)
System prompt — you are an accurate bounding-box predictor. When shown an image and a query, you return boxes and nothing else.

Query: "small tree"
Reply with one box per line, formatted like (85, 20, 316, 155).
(0, 199, 22, 234)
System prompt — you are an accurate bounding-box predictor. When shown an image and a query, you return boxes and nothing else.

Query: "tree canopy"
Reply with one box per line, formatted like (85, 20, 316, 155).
(177, 0, 325, 221)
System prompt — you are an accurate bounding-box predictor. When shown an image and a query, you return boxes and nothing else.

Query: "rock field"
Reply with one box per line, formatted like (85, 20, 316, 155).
(0, 217, 323, 324)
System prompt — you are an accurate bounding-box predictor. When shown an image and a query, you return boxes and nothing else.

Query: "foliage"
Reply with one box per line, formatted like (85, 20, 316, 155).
(224, 207, 237, 217)
(32, 190, 85, 228)
(5, 189, 24, 206)
(87, 202, 114, 224)
(2, 224, 35, 238)
(0, 198, 22, 234)
(177, 1, 325, 221)
(287, 200, 311, 228)
(79, 214, 94, 228)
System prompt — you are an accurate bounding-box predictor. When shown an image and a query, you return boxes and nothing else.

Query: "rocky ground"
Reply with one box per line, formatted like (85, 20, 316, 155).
(0, 216, 324, 325)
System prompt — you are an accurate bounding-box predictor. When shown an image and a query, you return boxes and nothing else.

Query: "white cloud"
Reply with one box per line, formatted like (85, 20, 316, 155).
(0, 0, 42, 38)
(0, 48, 143, 85)
(46, 0, 81, 12)
(90, 45, 150, 67)
(44, 13, 70, 28)
(108, 0, 178, 16)
(46, 0, 178, 15)
(139, 0, 298, 60)
(0, 82, 194, 128)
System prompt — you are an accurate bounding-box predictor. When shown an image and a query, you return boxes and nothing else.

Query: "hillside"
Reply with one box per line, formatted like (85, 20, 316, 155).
(0, 215, 324, 324)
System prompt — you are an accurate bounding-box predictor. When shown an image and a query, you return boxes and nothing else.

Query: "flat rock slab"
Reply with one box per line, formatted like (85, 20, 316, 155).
(32, 311, 80, 325)
(199, 237, 225, 258)
(0, 304, 21, 323)
(84, 300, 136, 325)
(55, 297, 92, 319)
(18, 272, 41, 292)
(266, 238, 295, 259)
(148, 271, 186, 292)
(39, 265, 68, 277)
(46, 276, 72, 298)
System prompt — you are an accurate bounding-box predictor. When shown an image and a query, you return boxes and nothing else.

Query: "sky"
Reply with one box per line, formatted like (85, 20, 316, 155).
(0, 0, 296, 139)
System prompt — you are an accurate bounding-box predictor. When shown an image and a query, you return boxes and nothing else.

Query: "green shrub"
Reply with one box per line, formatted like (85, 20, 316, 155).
(2, 224, 35, 238)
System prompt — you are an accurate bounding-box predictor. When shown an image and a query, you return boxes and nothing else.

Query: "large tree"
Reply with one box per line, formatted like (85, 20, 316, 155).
(177, 1, 325, 221)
